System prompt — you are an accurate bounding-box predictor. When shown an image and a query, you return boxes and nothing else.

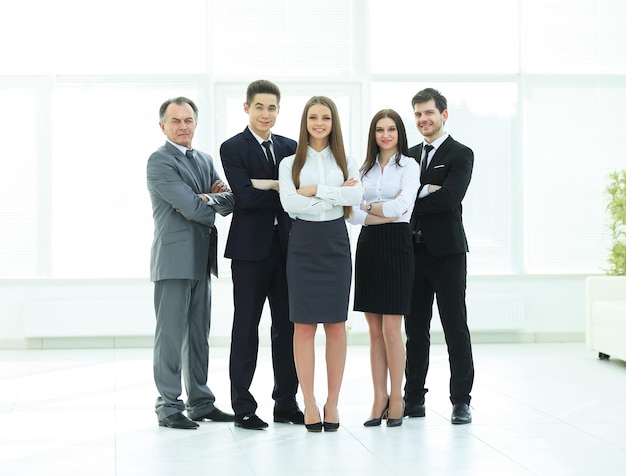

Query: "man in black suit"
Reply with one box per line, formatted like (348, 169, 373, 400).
(404, 88, 475, 424)
(220, 80, 302, 430)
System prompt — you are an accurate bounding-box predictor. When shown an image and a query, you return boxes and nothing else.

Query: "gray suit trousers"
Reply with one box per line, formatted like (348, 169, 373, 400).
(153, 278, 216, 419)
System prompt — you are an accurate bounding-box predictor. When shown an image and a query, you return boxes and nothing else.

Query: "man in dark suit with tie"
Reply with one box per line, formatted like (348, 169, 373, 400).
(404, 88, 475, 424)
(220, 80, 302, 430)
(147, 97, 235, 429)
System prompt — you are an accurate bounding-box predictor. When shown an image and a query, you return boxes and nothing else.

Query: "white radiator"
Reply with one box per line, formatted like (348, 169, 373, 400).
(428, 294, 525, 331)
(21, 294, 525, 338)
(466, 294, 525, 330)
(22, 299, 155, 337)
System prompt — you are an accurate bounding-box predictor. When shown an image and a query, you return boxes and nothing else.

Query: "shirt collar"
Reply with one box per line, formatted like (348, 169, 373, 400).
(166, 139, 191, 156)
(424, 132, 449, 151)
(307, 144, 331, 157)
(248, 126, 273, 146)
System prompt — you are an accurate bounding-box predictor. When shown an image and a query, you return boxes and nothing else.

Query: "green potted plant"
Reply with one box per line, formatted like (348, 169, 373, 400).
(605, 170, 626, 275)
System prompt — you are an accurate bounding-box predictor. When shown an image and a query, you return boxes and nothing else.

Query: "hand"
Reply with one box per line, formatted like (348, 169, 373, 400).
(251, 179, 279, 191)
(428, 184, 442, 193)
(211, 180, 229, 193)
(197, 194, 209, 203)
(342, 178, 359, 187)
(297, 184, 317, 197)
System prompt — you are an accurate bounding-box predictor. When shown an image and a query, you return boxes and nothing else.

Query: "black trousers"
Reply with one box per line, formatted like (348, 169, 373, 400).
(404, 244, 474, 405)
(229, 231, 299, 416)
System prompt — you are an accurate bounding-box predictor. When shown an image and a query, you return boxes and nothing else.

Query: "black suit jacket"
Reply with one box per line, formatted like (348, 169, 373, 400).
(220, 127, 297, 261)
(409, 135, 473, 257)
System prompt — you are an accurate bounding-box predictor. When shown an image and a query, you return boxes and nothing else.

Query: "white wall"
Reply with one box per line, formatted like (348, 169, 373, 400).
(0, 274, 591, 349)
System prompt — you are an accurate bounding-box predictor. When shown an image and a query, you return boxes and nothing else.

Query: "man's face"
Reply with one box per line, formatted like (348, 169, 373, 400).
(244, 93, 279, 139)
(413, 98, 447, 142)
(160, 102, 196, 149)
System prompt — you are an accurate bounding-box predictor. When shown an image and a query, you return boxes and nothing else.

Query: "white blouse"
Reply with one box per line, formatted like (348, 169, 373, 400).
(279, 145, 363, 222)
(348, 153, 420, 226)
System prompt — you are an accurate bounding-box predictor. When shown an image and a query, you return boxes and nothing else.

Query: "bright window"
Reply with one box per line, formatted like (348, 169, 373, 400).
(1, 0, 625, 278)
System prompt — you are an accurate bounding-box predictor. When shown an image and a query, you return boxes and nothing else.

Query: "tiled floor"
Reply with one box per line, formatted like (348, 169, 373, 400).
(1, 342, 625, 475)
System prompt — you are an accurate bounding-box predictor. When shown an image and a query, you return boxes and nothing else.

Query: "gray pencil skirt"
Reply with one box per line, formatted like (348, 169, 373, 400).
(286, 217, 352, 324)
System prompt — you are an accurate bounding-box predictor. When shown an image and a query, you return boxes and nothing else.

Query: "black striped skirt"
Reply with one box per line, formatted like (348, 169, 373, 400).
(353, 222, 414, 315)
(286, 217, 352, 324)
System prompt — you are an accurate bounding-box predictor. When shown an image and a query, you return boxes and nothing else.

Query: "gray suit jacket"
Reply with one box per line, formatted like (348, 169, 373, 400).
(147, 141, 234, 281)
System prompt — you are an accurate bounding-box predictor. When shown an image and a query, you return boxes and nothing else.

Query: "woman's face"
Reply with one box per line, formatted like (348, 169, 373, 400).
(306, 103, 333, 142)
(375, 117, 399, 154)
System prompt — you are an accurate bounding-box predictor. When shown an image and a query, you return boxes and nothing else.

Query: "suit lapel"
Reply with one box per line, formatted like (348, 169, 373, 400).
(165, 142, 202, 191)
(243, 127, 273, 175)
(423, 136, 453, 178)
(273, 137, 288, 166)
(193, 152, 209, 190)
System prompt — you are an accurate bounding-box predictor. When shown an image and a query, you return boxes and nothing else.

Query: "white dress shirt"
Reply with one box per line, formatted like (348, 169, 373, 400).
(349, 153, 420, 226)
(279, 145, 363, 222)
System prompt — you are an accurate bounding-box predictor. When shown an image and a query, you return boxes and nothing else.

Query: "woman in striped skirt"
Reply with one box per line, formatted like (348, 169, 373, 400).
(348, 109, 420, 427)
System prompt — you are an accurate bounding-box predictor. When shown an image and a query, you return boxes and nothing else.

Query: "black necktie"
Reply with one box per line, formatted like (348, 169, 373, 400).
(262, 141, 276, 178)
(185, 149, 202, 178)
(421, 144, 434, 177)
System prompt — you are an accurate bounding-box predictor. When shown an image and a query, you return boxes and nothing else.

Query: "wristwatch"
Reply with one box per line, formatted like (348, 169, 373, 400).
(366, 203, 372, 213)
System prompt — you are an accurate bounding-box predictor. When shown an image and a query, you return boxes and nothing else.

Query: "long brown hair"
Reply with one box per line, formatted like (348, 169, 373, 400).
(360, 109, 409, 176)
(292, 96, 352, 219)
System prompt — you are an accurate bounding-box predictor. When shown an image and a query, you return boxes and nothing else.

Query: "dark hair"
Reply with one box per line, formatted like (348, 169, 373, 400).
(159, 97, 198, 123)
(411, 88, 447, 113)
(361, 109, 409, 176)
(246, 79, 281, 105)
(292, 96, 352, 219)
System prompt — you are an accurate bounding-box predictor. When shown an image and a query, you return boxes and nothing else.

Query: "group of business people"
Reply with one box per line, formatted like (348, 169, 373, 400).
(146, 80, 475, 431)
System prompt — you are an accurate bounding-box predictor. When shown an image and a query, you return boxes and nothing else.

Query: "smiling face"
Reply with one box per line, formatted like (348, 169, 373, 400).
(160, 102, 196, 149)
(413, 98, 448, 142)
(375, 117, 399, 155)
(306, 103, 333, 146)
(244, 93, 279, 139)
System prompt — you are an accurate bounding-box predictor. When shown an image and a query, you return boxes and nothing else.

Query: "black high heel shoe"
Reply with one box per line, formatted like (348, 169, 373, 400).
(386, 402, 405, 427)
(305, 407, 322, 433)
(323, 405, 340, 432)
(323, 421, 339, 432)
(363, 400, 389, 427)
(305, 421, 323, 432)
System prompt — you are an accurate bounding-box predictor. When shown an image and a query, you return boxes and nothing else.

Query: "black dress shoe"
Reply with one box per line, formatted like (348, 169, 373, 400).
(190, 406, 235, 422)
(451, 403, 472, 424)
(404, 402, 426, 417)
(158, 412, 199, 429)
(234, 413, 269, 430)
(273, 408, 305, 424)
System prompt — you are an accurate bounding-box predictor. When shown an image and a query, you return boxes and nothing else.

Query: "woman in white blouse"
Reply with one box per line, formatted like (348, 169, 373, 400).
(279, 96, 363, 432)
(348, 109, 420, 428)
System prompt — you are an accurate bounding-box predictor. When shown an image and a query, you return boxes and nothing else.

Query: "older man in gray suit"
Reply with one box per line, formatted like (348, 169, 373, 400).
(147, 97, 235, 429)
